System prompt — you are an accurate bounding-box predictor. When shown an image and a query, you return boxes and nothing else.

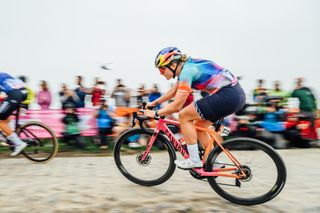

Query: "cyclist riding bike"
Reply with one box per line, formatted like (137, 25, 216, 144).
(0, 72, 28, 156)
(144, 47, 246, 169)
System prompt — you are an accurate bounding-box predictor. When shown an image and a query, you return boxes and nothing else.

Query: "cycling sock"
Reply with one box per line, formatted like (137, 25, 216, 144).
(187, 143, 201, 163)
(7, 133, 24, 146)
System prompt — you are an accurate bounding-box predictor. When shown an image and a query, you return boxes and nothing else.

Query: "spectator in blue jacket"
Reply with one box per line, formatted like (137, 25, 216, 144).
(148, 84, 162, 110)
(95, 101, 115, 149)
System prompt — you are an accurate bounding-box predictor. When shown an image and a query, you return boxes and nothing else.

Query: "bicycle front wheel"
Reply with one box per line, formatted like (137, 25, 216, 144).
(206, 137, 286, 205)
(18, 121, 59, 163)
(114, 128, 176, 186)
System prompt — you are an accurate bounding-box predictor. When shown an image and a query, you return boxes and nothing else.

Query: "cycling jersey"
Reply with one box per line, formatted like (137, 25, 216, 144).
(0, 72, 27, 120)
(0, 72, 25, 93)
(177, 58, 238, 94)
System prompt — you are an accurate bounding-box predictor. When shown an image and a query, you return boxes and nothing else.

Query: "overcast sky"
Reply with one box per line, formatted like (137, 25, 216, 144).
(1, 0, 319, 104)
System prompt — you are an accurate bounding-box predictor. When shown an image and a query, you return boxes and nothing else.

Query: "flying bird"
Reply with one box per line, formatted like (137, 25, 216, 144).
(99, 62, 113, 70)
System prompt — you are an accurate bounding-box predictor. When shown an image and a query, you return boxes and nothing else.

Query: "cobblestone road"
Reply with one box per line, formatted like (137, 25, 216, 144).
(0, 149, 319, 213)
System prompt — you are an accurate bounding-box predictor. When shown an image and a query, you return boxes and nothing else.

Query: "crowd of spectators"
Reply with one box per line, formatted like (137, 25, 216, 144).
(16, 75, 319, 149)
(20, 76, 164, 111)
(17, 75, 166, 149)
(251, 78, 317, 125)
(233, 77, 318, 148)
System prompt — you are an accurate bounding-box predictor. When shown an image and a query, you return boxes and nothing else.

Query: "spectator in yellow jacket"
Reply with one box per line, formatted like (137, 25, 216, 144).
(18, 76, 34, 109)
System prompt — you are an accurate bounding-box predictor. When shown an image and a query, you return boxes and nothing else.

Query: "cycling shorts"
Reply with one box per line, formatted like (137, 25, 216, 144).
(194, 83, 246, 123)
(0, 89, 28, 120)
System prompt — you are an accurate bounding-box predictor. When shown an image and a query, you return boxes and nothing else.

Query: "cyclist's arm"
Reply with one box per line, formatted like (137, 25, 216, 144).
(156, 91, 189, 116)
(156, 82, 192, 116)
(151, 82, 178, 105)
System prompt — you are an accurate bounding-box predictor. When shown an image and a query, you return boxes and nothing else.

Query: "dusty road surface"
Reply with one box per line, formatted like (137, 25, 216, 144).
(0, 149, 319, 213)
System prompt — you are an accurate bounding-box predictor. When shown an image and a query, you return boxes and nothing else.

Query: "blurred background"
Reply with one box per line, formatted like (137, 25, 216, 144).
(0, 0, 319, 107)
(0, 0, 319, 150)
(0, 1, 320, 212)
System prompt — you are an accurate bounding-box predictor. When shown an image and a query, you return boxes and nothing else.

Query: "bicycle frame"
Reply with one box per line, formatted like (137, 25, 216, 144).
(13, 105, 23, 132)
(0, 104, 45, 142)
(140, 117, 246, 179)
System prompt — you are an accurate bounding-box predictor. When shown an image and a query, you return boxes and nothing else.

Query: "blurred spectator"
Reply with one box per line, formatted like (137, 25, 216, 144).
(74, 75, 89, 108)
(91, 80, 106, 107)
(125, 88, 131, 107)
(268, 81, 290, 107)
(291, 77, 317, 127)
(36, 80, 52, 110)
(59, 83, 79, 109)
(17, 75, 34, 109)
(148, 84, 161, 109)
(137, 84, 149, 107)
(260, 102, 286, 132)
(111, 79, 130, 107)
(61, 103, 85, 149)
(253, 79, 267, 103)
(95, 101, 115, 149)
(93, 77, 100, 86)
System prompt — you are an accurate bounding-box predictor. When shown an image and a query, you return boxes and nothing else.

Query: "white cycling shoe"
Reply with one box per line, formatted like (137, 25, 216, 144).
(11, 142, 27, 157)
(174, 158, 202, 169)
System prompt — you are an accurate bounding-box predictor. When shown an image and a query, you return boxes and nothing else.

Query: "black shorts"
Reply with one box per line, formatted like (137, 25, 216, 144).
(0, 89, 28, 120)
(195, 83, 246, 123)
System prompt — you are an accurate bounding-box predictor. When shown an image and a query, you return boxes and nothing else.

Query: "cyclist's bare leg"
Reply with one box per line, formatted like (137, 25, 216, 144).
(0, 117, 27, 156)
(176, 104, 204, 167)
(194, 120, 212, 150)
(0, 117, 13, 136)
(179, 104, 203, 145)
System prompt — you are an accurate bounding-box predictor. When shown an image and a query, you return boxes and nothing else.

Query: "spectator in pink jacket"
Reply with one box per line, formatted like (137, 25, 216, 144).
(37, 80, 52, 110)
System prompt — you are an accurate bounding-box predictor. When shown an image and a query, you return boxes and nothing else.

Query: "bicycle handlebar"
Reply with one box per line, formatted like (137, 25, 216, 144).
(132, 102, 165, 131)
(132, 112, 151, 132)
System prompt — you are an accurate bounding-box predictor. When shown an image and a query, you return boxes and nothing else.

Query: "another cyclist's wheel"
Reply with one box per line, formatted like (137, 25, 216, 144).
(206, 137, 286, 205)
(114, 128, 176, 186)
(17, 121, 59, 163)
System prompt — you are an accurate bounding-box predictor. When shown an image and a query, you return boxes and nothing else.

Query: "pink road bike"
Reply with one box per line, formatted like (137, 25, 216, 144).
(114, 110, 286, 205)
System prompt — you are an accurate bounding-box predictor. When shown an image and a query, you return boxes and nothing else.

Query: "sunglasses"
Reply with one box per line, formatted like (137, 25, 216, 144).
(159, 67, 166, 74)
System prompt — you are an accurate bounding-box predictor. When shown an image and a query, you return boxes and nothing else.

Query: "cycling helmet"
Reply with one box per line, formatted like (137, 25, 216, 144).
(154, 47, 182, 68)
(155, 47, 183, 78)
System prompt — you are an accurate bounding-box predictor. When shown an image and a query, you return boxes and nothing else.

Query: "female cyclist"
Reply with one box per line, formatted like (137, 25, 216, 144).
(144, 47, 246, 169)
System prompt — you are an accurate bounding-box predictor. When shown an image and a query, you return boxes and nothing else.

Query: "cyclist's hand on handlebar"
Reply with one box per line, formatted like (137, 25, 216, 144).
(144, 109, 156, 118)
(145, 102, 157, 109)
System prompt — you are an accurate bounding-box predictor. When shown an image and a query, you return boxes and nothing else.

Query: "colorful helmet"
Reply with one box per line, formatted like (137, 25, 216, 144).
(154, 47, 182, 68)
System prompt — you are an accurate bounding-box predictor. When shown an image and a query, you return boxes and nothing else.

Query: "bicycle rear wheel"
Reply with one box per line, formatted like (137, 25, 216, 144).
(114, 128, 176, 186)
(206, 137, 286, 205)
(18, 121, 59, 163)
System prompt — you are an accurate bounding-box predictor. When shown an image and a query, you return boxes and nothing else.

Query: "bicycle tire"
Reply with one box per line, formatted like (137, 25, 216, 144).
(206, 137, 286, 205)
(18, 121, 59, 163)
(114, 128, 176, 186)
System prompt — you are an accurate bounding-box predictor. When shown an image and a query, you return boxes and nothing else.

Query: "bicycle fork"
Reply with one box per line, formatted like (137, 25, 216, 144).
(140, 129, 160, 161)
